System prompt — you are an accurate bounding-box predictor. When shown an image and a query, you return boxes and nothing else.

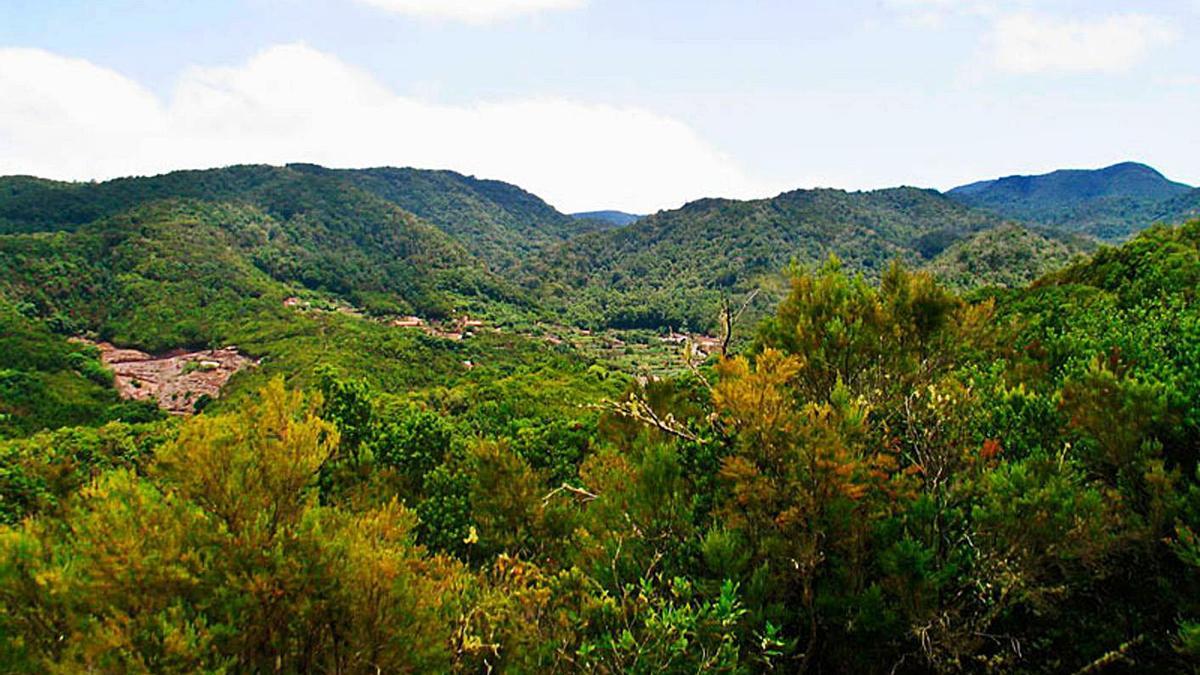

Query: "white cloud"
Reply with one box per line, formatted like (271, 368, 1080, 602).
(989, 13, 1178, 74)
(0, 44, 771, 213)
(353, 0, 586, 24)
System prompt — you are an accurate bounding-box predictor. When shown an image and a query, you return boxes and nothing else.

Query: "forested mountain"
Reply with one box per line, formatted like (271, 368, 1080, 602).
(0, 166, 520, 321)
(290, 165, 588, 270)
(534, 186, 1008, 330)
(925, 223, 1090, 290)
(570, 210, 643, 227)
(14, 161, 1194, 340)
(947, 161, 1194, 240)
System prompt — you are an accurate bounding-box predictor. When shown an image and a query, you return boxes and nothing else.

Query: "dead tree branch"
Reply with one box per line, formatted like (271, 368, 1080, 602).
(542, 482, 600, 505)
(721, 288, 761, 357)
(589, 396, 706, 444)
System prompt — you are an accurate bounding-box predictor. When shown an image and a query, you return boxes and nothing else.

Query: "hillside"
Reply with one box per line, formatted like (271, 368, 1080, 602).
(0, 200, 299, 352)
(1154, 187, 1200, 225)
(0, 197, 615, 437)
(1033, 218, 1200, 304)
(925, 223, 1089, 290)
(0, 298, 163, 437)
(535, 186, 1008, 330)
(947, 161, 1193, 239)
(289, 165, 586, 271)
(0, 166, 520, 320)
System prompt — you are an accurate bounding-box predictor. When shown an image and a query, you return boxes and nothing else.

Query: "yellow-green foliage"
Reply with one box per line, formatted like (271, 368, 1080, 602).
(0, 379, 457, 672)
(1, 220, 1200, 673)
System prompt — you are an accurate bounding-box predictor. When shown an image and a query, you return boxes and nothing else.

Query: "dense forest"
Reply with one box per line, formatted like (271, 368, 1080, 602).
(1, 163, 1199, 672)
(925, 224, 1091, 291)
(288, 165, 606, 272)
(533, 187, 1009, 331)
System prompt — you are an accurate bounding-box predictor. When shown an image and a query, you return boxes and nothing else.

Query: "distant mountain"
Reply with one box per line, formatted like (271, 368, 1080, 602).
(288, 165, 586, 271)
(535, 187, 1007, 330)
(925, 223, 1090, 291)
(570, 210, 643, 227)
(947, 162, 1193, 240)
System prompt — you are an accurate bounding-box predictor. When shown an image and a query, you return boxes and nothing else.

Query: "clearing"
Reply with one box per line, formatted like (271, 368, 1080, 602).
(81, 340, 257, 415)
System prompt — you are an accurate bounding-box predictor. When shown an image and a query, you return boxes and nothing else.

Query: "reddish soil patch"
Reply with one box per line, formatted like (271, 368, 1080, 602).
(83, 340, 257, 415)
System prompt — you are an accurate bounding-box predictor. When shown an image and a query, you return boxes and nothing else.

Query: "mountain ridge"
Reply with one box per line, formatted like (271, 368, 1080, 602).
(532, 185, 1008, 330)
(947, 161, 1193, 239)
(288, 164, 586, 271)
(0, 165, 524, 330)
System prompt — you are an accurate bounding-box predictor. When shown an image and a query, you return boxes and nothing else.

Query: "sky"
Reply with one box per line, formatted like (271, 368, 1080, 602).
(0, 0, 1197, 213)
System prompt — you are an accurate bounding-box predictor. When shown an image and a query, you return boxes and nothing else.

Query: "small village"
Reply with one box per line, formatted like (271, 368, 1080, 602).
(284, 295, 726, 377)
(285, 296, 488, 341)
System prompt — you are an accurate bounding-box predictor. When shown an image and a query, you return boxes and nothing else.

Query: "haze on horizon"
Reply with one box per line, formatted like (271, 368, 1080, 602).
(1, 0, 1197, 213)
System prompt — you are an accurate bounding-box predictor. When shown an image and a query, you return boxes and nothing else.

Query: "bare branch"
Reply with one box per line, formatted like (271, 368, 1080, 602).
(1070, 634, 1146, 675)
(721, 288, 761, 357)
(588, 396, 706, 444)
(542, 482, 600, 505)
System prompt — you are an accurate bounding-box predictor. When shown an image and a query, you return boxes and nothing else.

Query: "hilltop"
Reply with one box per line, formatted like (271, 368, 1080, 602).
(289, 165, 590, 271)
(947, 161, 1193, 239)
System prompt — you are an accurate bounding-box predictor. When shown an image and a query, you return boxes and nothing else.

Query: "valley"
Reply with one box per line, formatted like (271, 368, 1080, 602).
(5, 2, 1199, 669)
(1, 161, 1199, 673)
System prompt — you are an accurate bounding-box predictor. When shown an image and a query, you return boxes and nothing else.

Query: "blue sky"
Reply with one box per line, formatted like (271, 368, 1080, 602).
(1, 0, 1196, 212)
